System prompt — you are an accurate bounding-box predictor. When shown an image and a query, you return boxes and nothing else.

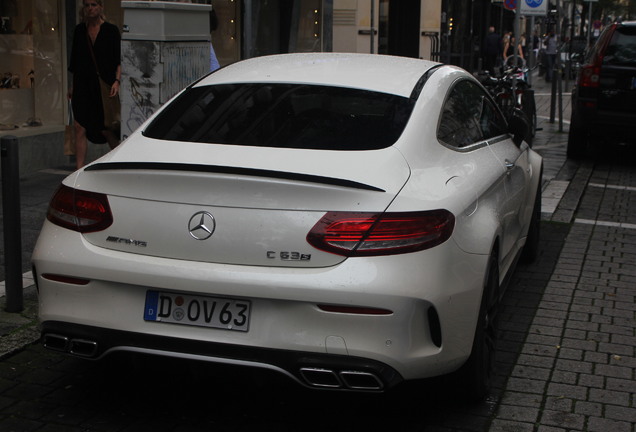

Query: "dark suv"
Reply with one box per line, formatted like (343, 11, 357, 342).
(567, 21, 636, 158)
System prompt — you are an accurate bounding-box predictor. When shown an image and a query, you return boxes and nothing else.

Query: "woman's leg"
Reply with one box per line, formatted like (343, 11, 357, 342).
(102, 129, 120, 150)
(74, 121, 87, 169)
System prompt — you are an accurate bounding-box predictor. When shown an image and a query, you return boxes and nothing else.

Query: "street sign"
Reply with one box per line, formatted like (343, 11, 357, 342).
(519, 0, 548, 16)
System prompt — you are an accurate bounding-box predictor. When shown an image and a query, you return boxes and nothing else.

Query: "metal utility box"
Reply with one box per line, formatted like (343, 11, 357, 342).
(120, 1, 212, 139)
(121, 1, 211, 42)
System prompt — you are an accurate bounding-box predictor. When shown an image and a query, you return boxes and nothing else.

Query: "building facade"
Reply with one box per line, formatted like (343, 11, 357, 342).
(2, 0, 527, 143)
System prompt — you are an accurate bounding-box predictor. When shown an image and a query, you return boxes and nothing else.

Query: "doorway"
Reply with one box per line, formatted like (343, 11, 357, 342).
(379, 0, 421, 58)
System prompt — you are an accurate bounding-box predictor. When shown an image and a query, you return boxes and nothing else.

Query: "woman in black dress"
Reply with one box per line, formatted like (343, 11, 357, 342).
(503, 35, 524, 67)
(68, 0, 121, 169)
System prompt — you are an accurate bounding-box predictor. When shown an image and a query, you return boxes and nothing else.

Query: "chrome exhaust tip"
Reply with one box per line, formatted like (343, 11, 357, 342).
(299, 367, 342, 388)
(339, 370, 384, 390)
(43, 334, 69, 352)
(43, 334, 99, 358)
(300, 367, 384, 391)
(69, 339, 99, 358)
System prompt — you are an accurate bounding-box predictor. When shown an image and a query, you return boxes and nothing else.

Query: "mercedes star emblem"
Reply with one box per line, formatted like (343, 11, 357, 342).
(188, 211, 216, 240)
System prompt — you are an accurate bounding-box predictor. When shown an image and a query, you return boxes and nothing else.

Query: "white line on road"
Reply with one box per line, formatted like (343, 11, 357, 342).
(575, 218, 636, 230)
(589, 183, 636, 192)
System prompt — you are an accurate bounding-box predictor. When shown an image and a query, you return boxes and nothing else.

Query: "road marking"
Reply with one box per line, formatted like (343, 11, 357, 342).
(575, 218, 636, 230)
(536, 115, 570, 125)
(573, 183, 636, 229)
(0, 271, 34, 297)
(589, 183, 636, 192)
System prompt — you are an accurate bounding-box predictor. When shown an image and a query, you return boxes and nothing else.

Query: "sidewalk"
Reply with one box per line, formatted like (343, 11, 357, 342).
(0, 167, 74, 358)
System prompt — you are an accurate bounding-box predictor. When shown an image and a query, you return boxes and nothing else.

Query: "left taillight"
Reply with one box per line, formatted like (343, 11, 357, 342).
(47, 184, 113, 233)
(306, 210, 455, 257)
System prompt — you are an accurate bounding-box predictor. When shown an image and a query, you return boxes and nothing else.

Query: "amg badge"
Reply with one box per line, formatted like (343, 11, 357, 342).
(106, 236, 148, 247)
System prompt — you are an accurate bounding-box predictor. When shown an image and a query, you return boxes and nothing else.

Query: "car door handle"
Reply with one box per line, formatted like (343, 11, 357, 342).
(504, 159, 515, 171)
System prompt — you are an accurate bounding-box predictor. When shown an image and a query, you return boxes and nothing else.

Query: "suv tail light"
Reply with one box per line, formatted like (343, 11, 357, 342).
(307, 210, 455, 257)
(47, 184, 113, 233)
(578, 62, 602, 88)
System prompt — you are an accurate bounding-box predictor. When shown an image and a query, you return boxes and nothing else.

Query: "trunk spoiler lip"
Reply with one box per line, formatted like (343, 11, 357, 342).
(84, 162, 386, 192)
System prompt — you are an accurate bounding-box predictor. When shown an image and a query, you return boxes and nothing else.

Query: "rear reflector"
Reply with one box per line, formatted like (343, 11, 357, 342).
(42, 273, 90, 285)
(307, 210, 455, 257)
(47, 184, 113, 233)
(318, 304, 393, 315)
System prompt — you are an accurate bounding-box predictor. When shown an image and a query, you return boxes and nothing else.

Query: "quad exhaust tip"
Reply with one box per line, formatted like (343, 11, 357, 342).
(300, 367, 384, 391)
(42, 334, 384, 390)
(43, 334, 98, 358)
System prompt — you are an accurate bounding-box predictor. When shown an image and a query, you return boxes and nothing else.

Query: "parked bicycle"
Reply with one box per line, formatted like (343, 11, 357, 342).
(476, 57, 537, 147)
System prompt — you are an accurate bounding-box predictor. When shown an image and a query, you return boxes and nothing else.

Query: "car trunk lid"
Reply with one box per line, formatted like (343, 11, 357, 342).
(75, 142, 410, 268)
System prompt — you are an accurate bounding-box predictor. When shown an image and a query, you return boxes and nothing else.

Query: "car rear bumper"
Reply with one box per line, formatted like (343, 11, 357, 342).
(574, 97, 636, 142)
(33, 221, 489, 389)
(41, 321, 403, 391)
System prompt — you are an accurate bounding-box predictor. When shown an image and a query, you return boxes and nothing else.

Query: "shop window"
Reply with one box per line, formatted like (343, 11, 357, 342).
(243, 0, 322, 59)
(1, 0, 64, 131)
(210, 0, 240, 66)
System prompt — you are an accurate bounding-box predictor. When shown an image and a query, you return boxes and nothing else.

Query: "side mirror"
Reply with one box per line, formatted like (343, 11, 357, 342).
(508, 108, 530, 146)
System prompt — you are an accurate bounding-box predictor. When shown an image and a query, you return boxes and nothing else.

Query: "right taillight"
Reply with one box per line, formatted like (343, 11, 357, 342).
(306, 210, 455, 257)
(578, 63, 601, 88)
(47, 184, 113, 233)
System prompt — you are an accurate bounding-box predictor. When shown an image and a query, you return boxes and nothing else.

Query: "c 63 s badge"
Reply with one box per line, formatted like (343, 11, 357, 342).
(267, 251, 311, 261)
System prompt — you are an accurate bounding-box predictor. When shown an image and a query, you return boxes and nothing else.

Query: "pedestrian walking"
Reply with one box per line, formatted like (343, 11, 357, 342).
(68, 0, 121, 169)
(544, 31, 557, 82)
(483, 26, 502, 75)
(503, 35, 524, 67)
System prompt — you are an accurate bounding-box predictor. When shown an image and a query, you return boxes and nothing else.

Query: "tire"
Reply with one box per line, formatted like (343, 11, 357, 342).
(457, 253, 499, 401)
(567, 113, 588, 159)
(521, 182, 541, 263)
(521, 89, 537, 146)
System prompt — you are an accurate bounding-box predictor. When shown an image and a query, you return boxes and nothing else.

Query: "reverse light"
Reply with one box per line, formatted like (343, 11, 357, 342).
(307, 210, 455, 257)
(47, 184, 113, 233)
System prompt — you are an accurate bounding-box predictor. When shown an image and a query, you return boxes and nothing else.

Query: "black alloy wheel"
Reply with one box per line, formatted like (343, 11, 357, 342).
(521, 170, 542, 263)
(458, 253, 499, 401)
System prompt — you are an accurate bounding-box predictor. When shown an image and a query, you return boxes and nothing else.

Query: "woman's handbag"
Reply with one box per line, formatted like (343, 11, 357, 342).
(64, 102, 76, 156)
(98, 77, 121, 134)
(87, 33, 121, 135)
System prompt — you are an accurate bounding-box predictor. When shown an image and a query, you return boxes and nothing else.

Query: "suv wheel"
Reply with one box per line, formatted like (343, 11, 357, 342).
(567, 113, 588, 159)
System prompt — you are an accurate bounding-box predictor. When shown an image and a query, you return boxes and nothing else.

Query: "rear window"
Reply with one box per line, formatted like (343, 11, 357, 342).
(143, 83, 415, 150)
(603, 25, 636, 66)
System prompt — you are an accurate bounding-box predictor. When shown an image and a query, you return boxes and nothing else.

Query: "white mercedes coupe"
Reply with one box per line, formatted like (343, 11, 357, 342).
(33, 53, 542, 399)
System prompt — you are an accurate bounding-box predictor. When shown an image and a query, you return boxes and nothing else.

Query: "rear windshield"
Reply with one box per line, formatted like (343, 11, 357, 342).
(603, 26, 636, 66)
(143, 83, 414, 150)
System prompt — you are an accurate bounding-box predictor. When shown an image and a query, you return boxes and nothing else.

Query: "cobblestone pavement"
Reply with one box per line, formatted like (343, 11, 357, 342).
(1, 73, 635, 431)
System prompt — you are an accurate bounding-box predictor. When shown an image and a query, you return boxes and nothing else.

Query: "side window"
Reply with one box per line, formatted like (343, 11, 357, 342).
(480, 96, 508, 140)
(438, 80, 506, 148)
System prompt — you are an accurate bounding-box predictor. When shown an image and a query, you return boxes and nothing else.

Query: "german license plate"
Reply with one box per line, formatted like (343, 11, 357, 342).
(144, 291, 250, 332)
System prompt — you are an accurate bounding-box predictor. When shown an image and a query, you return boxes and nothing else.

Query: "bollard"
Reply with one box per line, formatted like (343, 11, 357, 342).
(1, 135, 23, 313)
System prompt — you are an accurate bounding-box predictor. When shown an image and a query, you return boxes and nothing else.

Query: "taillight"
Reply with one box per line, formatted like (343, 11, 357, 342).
(578, 63, 601, 88)
(47, 184, 113, 233)
(307, 210, 455, 257)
